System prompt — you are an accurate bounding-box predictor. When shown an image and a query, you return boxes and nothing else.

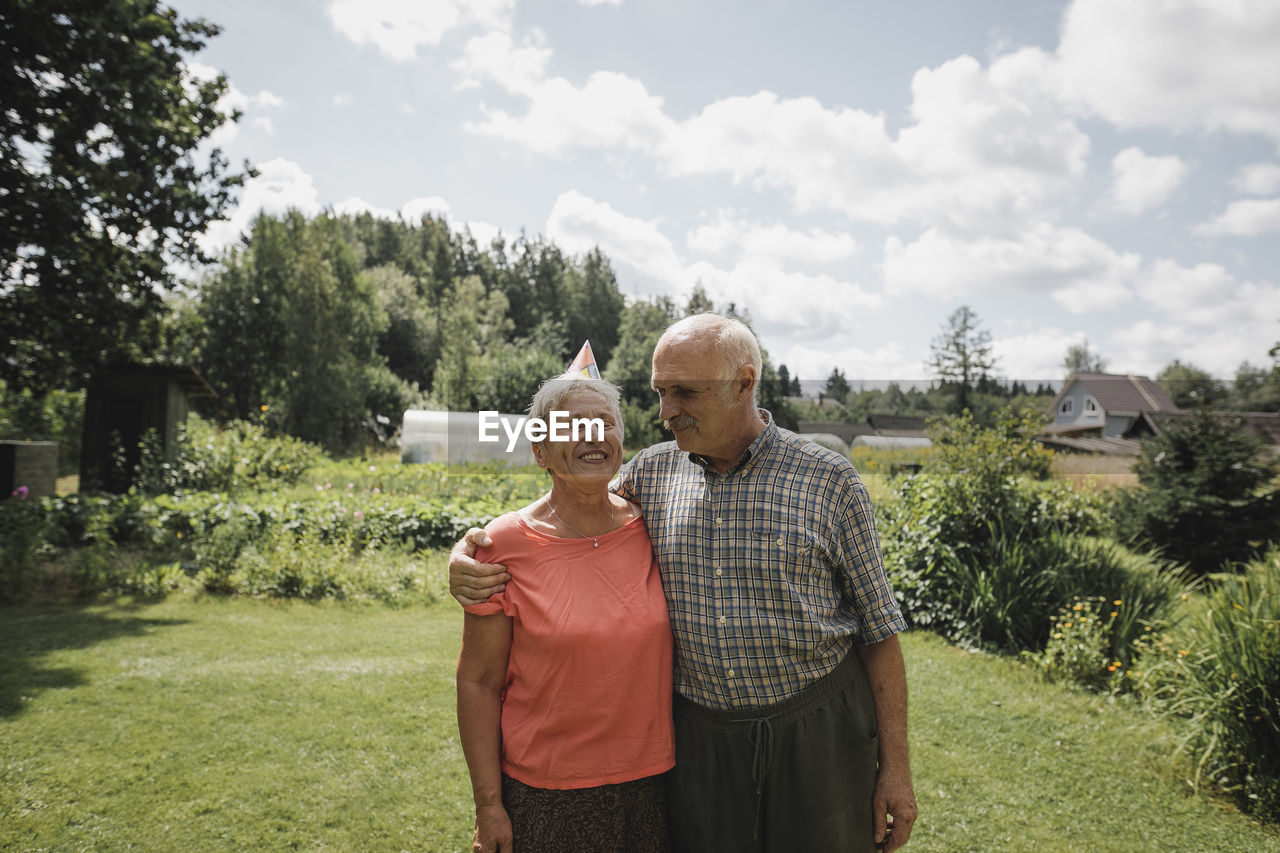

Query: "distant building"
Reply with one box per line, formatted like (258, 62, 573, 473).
(1040, 372, 1280, 455)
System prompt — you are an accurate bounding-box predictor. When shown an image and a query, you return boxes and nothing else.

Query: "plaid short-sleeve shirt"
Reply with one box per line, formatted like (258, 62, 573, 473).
(615, 410, 907, 711)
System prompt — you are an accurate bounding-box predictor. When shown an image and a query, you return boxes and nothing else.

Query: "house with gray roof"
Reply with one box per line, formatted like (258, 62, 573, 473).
(1040, 372, 1183, 454)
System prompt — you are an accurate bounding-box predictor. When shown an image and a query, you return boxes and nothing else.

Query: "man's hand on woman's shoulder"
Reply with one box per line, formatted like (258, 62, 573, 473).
(449, 527, 511, 606)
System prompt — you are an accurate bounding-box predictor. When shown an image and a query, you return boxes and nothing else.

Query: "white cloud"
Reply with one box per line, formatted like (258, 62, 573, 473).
(578, 0, 621, 5)
(992, 328, 1095, 381)
(466, 45, 1087, 232)
(401, 196, 453, 221)
(452, 30, 552, 95)
(332, 92, 353, 108)
(469, 71, 677, 154)
(882, 224, 1140, 312)
(199, 158, 322, 255)
(1109, 316, 1276, 377)
(185, 62, 283, 147)
(1232, 161, 1280, 195)
(546, 191, 685, 289)
(1052, 0, 1280, 143)
(686, 215, 858, 263)
(327, 0, 514, 61)
(683, 259, 880, 340)
(1194, 198, 1280, 236)
(334, 196, 399, 219)
(1106, 147, 1188, 216)
(546, 192, 878, 340)
(1134, 259, 1280, 328)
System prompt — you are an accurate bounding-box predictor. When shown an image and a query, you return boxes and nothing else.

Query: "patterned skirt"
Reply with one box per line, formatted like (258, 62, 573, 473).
(501, 772, 671, 853)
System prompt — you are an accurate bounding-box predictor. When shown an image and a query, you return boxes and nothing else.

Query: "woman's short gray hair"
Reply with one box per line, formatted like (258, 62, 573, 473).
(527, 377, 623, 439)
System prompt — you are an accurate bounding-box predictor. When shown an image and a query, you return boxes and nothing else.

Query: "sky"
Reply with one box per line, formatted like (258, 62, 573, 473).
(169, 0, 1280, 383)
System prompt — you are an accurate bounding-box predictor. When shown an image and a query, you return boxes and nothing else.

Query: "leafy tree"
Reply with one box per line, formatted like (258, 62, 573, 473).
(1063, 339, 1107, 375)
(928, 306, 996, 413)
(431, 275, 509, 412)
(606, 297, 678, 447)
(272, 217, 385, 452)
(1, 1, 247, 392)
(1114, 411, 1279, 574)
(1156, 359, 1228, 409)
(823, 367, 851, 405)
(193, 213, 393, 453)
(685, 283, 715, 316)
(1228, 361, 1280, 412)
(367, 263, 438, 390)
(562, 249, 625, 367)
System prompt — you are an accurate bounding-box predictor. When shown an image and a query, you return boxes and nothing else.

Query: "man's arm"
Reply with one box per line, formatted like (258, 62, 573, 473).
(857, 634, 917, 852)
(449, 528, 511, 606)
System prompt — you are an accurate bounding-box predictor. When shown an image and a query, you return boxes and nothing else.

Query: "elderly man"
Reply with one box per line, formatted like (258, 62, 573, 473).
(451, 314, 917, 853)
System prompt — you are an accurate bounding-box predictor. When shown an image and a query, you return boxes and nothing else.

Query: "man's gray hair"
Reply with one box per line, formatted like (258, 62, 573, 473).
(663, 313, 763, 404)
(527, 377, 623, 440)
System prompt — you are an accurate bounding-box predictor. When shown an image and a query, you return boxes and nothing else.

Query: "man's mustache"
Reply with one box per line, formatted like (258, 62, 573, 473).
(664, 415, 698, 432)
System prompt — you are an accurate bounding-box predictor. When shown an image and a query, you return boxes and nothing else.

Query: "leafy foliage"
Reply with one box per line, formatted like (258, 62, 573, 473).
(1141, 549, 1280, 821)
(0, 1, 246, 391)
(927, 305, 997, 413)
(1112, 411, 1280, 574)
(0, 384, 84, 475)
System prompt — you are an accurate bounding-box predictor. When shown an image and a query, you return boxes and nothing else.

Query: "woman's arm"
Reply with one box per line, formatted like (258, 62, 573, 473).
(457, 611, 514, 853)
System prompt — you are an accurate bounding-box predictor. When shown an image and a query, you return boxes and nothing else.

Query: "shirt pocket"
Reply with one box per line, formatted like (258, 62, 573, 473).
(749, 527, 826, 592)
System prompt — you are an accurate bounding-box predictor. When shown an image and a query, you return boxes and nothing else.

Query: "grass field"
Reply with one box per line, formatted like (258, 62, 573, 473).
(3, 592, 1278, 852)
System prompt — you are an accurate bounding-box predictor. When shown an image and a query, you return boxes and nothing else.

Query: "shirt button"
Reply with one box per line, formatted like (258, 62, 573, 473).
(717, 615, 727, 625)
(714, 517, 723, 526)
(776, 537, 784, 547)
(727, 668, 736, 678)
(714, 568, 723, 578)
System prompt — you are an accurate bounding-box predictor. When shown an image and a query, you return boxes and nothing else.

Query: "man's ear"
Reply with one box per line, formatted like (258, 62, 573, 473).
(735, 365, 758, 401)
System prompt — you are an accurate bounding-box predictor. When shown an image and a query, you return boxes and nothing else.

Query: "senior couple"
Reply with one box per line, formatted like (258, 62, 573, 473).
(453, 314, 918, 853)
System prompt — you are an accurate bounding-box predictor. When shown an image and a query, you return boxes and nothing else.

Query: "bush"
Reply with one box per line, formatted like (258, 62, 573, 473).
(1029, 542, 1195, 693)
(0, 495, 49, 603)
(125, 416, 326, 495)
(1111, 412, 1279, 574)
(925, 405, 1054, 484)
(0, 384, 84, 476)
(1141, 548, 1280, 821)
(880, 471, 1108, 644)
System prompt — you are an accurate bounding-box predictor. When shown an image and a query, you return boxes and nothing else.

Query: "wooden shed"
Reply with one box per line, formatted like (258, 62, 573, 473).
(79, 365, 215, 493)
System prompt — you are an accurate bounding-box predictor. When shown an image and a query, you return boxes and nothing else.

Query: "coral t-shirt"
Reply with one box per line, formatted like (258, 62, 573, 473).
(464, 510, 675, 790)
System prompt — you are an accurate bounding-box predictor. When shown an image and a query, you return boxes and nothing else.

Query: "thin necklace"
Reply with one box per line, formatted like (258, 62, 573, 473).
(547, 499, 610, 548)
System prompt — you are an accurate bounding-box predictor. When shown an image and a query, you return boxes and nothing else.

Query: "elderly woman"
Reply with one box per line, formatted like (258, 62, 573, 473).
(456, 377, 674, 853)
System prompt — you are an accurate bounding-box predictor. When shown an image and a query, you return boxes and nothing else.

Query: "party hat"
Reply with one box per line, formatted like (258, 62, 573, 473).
(564, 340, 601, 379)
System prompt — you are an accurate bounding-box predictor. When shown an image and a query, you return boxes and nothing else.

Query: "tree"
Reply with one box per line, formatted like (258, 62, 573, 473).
(822, 367, 851, 405)
(1, 1, 246, 392)
(1156, 360, 1228, 409)
(194, 212, 395, 453)
(928, 306, 996, 413)
(1063, 339, 1107, 375)
(606, 297, 678, 447)
(1115, 412, 1279, 574)
(685, 283, 715, 316)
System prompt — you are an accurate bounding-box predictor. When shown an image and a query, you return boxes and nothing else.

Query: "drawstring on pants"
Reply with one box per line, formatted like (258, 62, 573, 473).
(748, 717, 775, 841)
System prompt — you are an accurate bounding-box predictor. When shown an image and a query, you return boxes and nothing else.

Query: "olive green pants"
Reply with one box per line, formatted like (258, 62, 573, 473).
(665, 651, 880, 853)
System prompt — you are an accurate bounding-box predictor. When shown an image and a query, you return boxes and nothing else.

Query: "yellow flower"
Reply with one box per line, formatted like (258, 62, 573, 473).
(1073, 603, 1084, 611)
(260, 404, 269, 412)
(1113, 600, 1122, 606)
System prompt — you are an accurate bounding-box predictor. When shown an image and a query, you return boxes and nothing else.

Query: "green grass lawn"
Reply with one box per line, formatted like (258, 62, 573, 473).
(2, 594, 1278, 852)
